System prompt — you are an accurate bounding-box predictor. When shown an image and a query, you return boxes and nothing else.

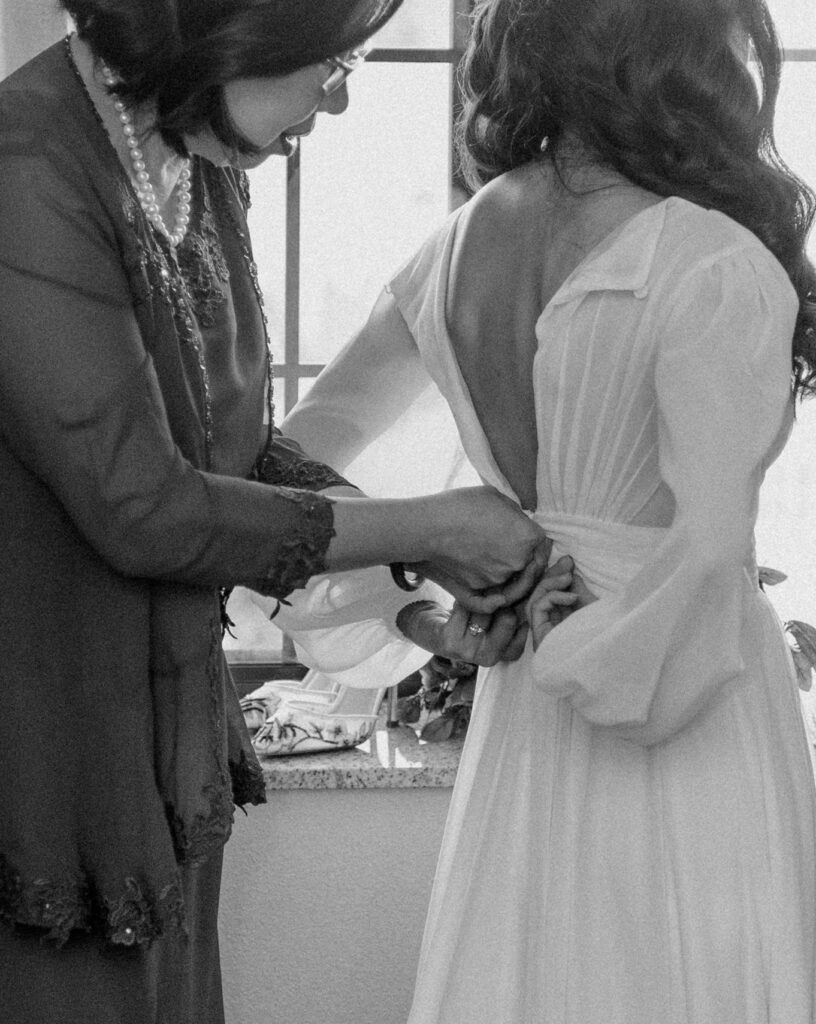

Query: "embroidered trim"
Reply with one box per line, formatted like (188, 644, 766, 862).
(230, 748, 267, 808)
(0, 854, 185, 949)
(0, 856, 90, 946)
(176, 177, 231, 328)
(235, 170, 252, 212)
(253, 488, 336, 598)
(120, 198, 216, 468)
(163, 785, 235, 866)
(255, 446, 351, 492)
(104, 876, 186, 948)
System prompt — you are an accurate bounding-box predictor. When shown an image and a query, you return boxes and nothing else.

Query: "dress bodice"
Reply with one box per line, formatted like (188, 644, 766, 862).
(392, 192, 792, 528)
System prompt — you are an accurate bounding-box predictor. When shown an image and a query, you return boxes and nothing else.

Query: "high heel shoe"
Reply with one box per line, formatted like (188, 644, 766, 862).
(243, 670, 386, 757)
(240, 669, 341, 735)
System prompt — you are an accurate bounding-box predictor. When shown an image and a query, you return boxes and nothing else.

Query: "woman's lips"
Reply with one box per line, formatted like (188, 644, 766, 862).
(285, 117, 317, 141)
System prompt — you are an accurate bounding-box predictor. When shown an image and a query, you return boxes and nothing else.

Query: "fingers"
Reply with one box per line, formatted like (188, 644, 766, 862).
(571, 570, 599, 607)
(527, 588, 579, 620)
(501, 621, 530, 663)
(528, 590, 579, 650)
(442, 604, 523, 667)
(543, 554, 574, 577)
(533, 535, 554, 571)
(488, 550, 573, 610)
(518, 562, 574, 624)
(416, 564, 507, 614)
(448, 603, 498, 656)
(493, 557, 541, 607)
(448, 602, 491, 639)
(464, 611, 492, 638)
(474, 608, 523, 665)
(452, 586, 508, 615)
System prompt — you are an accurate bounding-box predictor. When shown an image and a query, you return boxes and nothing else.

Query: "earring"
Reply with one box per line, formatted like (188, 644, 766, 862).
(539, 136, 550, 153)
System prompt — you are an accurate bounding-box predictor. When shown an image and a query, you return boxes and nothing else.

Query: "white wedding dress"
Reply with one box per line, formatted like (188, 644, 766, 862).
(272, 180, 816, 1023)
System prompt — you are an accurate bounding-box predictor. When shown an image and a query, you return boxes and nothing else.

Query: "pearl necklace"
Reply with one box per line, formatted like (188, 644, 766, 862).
(100, 63, 191, 247)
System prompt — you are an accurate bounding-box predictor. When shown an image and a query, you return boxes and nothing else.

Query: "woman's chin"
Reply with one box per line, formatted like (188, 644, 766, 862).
(185, 133, 297, 169)
(235, 136, 298, 167)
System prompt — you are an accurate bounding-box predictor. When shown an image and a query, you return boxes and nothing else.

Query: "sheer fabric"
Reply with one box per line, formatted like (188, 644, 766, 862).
(280, 181, 816, 1023)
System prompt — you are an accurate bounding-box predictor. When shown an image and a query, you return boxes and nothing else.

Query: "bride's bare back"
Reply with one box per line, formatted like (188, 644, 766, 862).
(446, 160, 661, 511)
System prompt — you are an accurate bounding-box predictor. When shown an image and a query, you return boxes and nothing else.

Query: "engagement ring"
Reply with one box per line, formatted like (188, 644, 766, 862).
(467, 622, 486, 636)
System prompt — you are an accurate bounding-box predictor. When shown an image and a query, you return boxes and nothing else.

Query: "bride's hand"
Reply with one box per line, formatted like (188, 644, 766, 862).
(396, 599, 529, 667)
(524, 561, 597, 650)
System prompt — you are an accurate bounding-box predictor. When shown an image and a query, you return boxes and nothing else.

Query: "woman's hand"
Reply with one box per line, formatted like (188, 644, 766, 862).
(414, 487, 551, 613)
(325, 486, 548, 612)
(523, 560, 598, 650)
(396, 599, 529, 667)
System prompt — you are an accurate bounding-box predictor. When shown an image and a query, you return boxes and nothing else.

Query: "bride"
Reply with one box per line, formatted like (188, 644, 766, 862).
(266, 0, 816, 1019)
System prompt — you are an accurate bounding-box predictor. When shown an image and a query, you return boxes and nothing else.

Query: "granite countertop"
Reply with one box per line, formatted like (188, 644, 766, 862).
(257, 712, 465, 791)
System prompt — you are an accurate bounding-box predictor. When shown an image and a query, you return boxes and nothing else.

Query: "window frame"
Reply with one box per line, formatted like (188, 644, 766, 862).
(278, 3, 474, 415)
(228, 1, 473, 684)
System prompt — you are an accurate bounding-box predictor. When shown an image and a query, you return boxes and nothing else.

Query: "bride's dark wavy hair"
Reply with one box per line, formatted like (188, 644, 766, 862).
(61, 0, 403, 155)
(458, 0, 816, 400)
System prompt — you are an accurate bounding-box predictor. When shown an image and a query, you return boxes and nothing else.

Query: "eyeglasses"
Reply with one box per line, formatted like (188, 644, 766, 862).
(321, 44, 371, 97)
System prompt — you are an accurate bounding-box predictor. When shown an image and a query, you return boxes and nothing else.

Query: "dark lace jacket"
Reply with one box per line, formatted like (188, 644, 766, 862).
(0, 42, 348, 949)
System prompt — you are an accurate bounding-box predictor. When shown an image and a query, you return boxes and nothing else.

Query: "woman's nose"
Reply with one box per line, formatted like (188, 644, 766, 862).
(320, 81, 349, 116)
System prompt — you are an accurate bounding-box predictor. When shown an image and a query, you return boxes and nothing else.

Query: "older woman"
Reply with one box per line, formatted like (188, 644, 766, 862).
(0, 2, 548, 1020)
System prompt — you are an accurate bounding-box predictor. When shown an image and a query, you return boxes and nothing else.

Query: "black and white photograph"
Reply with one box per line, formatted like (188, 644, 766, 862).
(1, 1, 816, 1022)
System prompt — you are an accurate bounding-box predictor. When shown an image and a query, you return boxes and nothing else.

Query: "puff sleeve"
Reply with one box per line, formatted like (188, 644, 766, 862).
(257, 566, 451, 688)
(530, 245, 797, 744)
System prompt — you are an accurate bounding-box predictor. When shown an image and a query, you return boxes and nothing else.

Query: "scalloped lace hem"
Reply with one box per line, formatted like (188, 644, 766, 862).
(0, 855, 186, 949)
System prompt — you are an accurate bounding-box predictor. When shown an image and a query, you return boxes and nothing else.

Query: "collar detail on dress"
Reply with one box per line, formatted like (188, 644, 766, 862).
(549, 198, 671, 307)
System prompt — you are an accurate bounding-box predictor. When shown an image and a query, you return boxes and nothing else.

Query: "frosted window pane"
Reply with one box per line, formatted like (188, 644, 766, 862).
(245, 158, 287, 364)
(767, 0, 816, 49)
(776, 64, 816, 259)
(757, 399, 816, 628)
(298, 378, 318, 404)
(298, 63, 452, 364)
(371, 0, 452, 49)
(756, 60, 816, 630)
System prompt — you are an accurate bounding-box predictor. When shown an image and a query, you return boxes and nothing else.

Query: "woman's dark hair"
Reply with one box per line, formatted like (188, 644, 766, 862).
(61, 0, 403, 154)
(458, 0, 816, 400)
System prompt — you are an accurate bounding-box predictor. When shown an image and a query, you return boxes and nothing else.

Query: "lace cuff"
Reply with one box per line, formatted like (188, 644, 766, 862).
(254, 432, 353, 492)
(251, 487, 336, 600)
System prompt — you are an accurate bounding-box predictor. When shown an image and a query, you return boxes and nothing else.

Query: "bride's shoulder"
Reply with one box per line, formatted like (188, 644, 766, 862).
(460, 162, 548, 230)
(449, 163, 549, 289)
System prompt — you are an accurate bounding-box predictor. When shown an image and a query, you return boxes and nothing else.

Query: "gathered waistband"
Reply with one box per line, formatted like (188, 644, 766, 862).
(530, 511, 667, 596)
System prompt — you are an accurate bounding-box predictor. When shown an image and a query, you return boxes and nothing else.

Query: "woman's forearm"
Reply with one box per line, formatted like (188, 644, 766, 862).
(325, 486, 548, 609)
(324, 494, 439, 571)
